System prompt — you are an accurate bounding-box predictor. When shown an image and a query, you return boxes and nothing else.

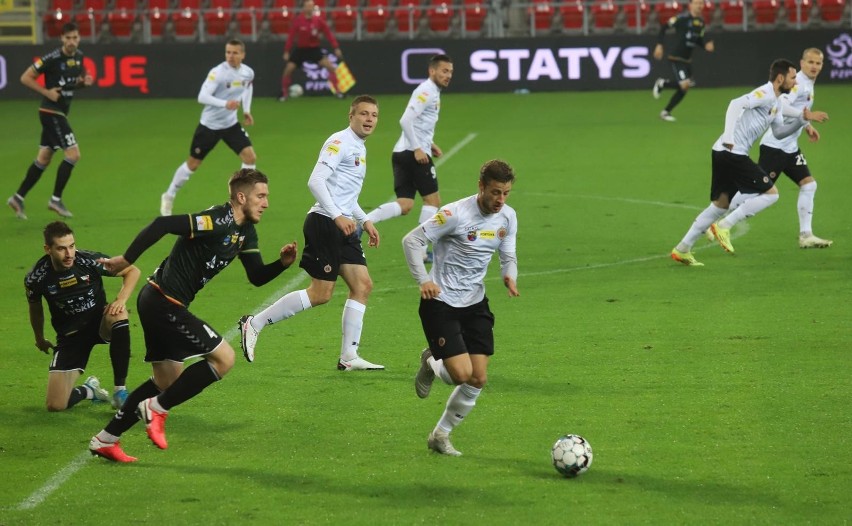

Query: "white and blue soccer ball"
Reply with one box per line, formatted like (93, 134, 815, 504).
(551, 434, 593, 478)
(289, 83, 305, 98)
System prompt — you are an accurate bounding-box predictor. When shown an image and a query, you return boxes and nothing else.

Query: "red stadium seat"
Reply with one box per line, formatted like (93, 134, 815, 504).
(204, 0, 233, 37)
(785, 0, 810, 24)
(268, 0, 296, 36)
(173, 0, 200, 39)
(624, 0, 651, 29)
(462, 0, 487, 33)
(559, 0, 585, 31)
(719, 0, 745, 26)
(816, 0, 845, 22)
(145, 0, 168, 38)
(395, 0, 423, 36)
(426, 0, 454, 34)
(701, 0, 716, 23)
(331, 0, 358, 35)
(591, 0, 618, 30)
(108, 0, 138, 39)
(528, 0, 554, 31)
(235, 0, 263, 37)
(752, 0, 779, 24)
(43, 0, 75, 38)
(363, 0, 391, 34)
(655, 0, 682, 24)
(75, 0, 106, 37)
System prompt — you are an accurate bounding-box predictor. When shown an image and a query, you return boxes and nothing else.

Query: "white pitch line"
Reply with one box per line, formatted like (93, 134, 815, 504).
(434, 133, 477, 167)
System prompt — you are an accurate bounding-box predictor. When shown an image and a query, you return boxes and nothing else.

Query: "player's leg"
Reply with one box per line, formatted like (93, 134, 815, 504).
(44, 115, 80, 218)
(162, 126, 211, 215)
(222, 122, 256, 169)
(100, 309, 130, 408)
(661, 63, 691, 121)
(714, 158, 779, 244)
(672, 153, 731, 264)
(280, 60, 298, 101)
(795, 174, 830, 247)
(8, 144, 55, 219)
(337, 262, 383, 370)
(46, 370, 81, 411)
(365, 152, 416, 225)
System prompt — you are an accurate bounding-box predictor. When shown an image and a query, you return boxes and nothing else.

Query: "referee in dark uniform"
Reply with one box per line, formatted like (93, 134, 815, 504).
(89, 169, 298, 463)
(7, 22, 93, 220)
(651, 0, 714, 122)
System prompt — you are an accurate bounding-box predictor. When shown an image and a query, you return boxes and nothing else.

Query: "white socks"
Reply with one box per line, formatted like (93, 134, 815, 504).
(241, 163, 256, 169)
(436, 383, 481, 434)
(798, 181, 816, 236)
(251, 290, 311, 331)
(340, 299, 366, 361)
(677, 203, 727, 252)
(166, 162, 194, 197)
(418, 205, 438, 225)
(719, 192, 779, 229)
(366, 201, 402, 224)
(429, 356, 454, 385)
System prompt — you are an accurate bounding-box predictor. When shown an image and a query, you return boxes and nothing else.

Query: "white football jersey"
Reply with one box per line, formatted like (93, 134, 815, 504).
(198, 62, 254, 130)
(760, 71, 814, 153)
(308, 127, 368, 220)
(393, 78, 441, 153)
(713, 82, 783, 156)
(422, 195, 518, 308)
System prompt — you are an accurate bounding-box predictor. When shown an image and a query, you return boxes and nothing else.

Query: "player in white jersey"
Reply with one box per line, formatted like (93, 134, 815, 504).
(364, 54, 453, 262)
(757, 48, 832, 248)
(239, 96, 386, 371)
(402, 159, 519, 456)
(671, 59, 828, 266)
(160, 40, 256, 216)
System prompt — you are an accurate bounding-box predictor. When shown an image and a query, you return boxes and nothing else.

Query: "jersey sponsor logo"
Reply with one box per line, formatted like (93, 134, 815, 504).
(441, 208, 452, 217)
(433, 212, 447, 225)
(208, 73, 217, 81)
(480, 230, 496, 239)
(59, 276, 78, 288)
(196, 215, 214, 231)
(326, 144, 340, 154)
(753, 89, 765, 99)
(416, 93, 428, 103)
(66, 59, 77, 67)
(498, 227, 507, 239)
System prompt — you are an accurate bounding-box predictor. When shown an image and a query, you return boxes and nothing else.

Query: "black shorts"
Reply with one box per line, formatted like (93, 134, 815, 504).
(137, 283, 223, 363)
(299, 212, 367, 282)
(419, 297, 495, 360)
(49, 317, 107, 372)
(188, 122, 252, 161)
(289, 47, 326, 67)
(392, 150, 439, 199)
(669, 60, 693, 85)
(39, 111, 77, 151)
(758, 145, 812, 184)
(710, 149, 774, 201)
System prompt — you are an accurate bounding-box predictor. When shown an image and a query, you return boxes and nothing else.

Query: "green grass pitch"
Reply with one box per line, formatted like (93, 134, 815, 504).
(0, 86, 850, 524)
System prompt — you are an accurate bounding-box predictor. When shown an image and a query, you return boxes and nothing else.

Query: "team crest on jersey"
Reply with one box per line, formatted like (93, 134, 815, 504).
(438, 337, 446, 347)
(59, 276, 77, 288)
(80, 274, 90, 283)
(46, 284, 58, 295)
(35, 58, 44, 68)
(222, 233, 239, 245)
(467, 229, 478, 241)
(498, 227, 507, 239)
(324, 264, 332, 274)
(196, 215, 214, 231)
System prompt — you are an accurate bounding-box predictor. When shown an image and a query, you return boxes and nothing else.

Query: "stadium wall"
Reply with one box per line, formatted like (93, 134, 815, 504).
(1, 29, 850, 99)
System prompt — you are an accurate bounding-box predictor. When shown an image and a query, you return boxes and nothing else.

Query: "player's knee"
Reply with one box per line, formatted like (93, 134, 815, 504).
(398, 201, 414, 215)
(210, 344, 235, 377)
(242, 151, 257, 165)
(307, 287, 333, 306)
(46, 400, 68, 412)
(468, 374, 487, 389)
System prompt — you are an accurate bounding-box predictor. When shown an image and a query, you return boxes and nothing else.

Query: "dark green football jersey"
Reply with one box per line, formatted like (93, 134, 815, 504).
(149, 203, 259, 306)
(32, 47, 86, 115)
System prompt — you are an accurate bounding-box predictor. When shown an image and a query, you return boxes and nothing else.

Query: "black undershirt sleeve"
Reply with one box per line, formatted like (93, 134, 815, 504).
(124, 215, 192, 263)
(239, 252, 289, 286)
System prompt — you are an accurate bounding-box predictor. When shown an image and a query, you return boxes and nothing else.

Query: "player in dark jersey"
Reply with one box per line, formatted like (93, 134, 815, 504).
(7, 22, 93, 220)
(651, 0, 714, 122)
(89, 169, 298, 463)
(26, 221, 140, 412)
(279, 0, 343, 101)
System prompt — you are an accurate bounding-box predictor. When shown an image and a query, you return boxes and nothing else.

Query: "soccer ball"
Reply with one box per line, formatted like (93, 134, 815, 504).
(551, 434, 593, 478)
(289, 84, 304, 98)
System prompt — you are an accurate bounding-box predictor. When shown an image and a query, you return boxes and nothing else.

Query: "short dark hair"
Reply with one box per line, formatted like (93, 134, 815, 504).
(61, 22, 78, 35)
(429, 54, 452, 68)
(43, 221, 74, 246)
(229, 168, 269, 200)
(227, 39, 245, 51)
(350, 94, 378, 115)
(480, 159, 515, 186)
(769, 59, 797, 82)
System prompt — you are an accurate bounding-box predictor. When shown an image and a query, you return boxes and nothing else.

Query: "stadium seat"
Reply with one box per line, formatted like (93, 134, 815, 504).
(108, 0, 138, 39)
(623, 0, 651, 29)
(235, 0, 263, 37)
(426, 0, 454, 34)
(655, 0, 682, 24)
(331, 0, 359, 36)
(43, 0, 75, 38)
(462, 0, 487, 34)
(719, 0, 745, 26)
(528, 0, 554, 31)
(559, 0, 585, 32)
(268, 0, 295, 36)
(363, 0, 391, 34)
(591, 0, 618, 30)
(173, 0, 200, 39)
(75, 0, 106, 38)
(751, 0, 779, 25)
(816, 0, 845, 23)
(702, 0, 716, 24)
(145, 0, 169, 38)
(785, 0, 811, 24)
(395, 0, 423, 36)
(204, 0, 233, 37)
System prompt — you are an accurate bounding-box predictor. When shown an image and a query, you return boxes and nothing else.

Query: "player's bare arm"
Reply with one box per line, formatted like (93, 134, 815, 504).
(244, 113, 254, 126)
(104, 264, 141, 316)
(803, 107, 828, 123)
(504, 276, 520, 297)
(431, 144, 443, 158)
(21, 67, 61, 102)
(28, 301, 54, 353)
(97, 255, 131, 275)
